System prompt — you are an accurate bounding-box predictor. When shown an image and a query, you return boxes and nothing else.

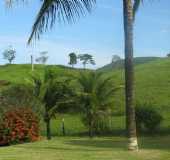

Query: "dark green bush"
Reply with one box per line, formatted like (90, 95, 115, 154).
(0, 84, 42, 118)
(81, 113, 112, 135)
(135, 104, 163, 133)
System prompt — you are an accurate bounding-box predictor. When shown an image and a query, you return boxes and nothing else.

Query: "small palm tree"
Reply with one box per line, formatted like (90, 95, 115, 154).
(77, 71, 119, 137)
(32, 68, 72, 140)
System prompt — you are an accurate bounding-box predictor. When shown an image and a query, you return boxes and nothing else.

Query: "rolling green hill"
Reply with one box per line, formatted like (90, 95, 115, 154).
(0, 58, 170, 114)
(104, 57, 170, 114)
(0, 64, 78, 85)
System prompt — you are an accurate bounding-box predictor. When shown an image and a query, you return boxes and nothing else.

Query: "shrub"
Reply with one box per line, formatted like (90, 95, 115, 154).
(0, 84, 42, 117)
(0, 107, 39, 146)
(135, 104, 163, 133)
(81, 112, 112, 135)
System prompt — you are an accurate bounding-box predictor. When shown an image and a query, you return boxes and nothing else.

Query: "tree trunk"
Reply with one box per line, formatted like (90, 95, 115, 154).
(46, 118, 51, 140)
(89, 120, 93, 138)
(123, 0, 138, 151)
(62, 118, 66, 136)
(83, 64, 86, 69)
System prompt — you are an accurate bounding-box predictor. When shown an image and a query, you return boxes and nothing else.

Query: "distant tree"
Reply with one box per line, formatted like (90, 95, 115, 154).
(167, 53, 170, 57)
(68, 52, 77, 68)
(36, 51, 48, 65)
(112, 55, 121, 63)
(78, 54, 95, 69)
(2, 46, 16, 64)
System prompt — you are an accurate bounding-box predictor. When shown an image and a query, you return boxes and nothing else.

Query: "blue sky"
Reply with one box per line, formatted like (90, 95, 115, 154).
(0, 0, 170, 68)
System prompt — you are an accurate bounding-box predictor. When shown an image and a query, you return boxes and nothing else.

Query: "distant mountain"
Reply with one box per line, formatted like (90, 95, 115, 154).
(98, 57, 162, 72)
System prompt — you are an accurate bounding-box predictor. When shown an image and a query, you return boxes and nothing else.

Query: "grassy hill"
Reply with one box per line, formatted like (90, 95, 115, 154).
(101, 57, 170, 115)
(0, 59, 170, 139)
(1, 59, 170, 133)
(98, 57, 161, 72)
(0, 64, 80, 87)
(0, 58, 170, 113)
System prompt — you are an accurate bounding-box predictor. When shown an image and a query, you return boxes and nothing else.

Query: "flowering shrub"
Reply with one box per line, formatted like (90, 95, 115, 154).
(0, 107, 39, 146)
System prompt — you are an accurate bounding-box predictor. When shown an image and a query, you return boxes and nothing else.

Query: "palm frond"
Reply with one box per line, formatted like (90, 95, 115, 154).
(28, 0, 96, 44)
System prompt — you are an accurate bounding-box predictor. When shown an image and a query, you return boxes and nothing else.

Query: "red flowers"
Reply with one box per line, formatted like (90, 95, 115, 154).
(0, 107, 39, 146)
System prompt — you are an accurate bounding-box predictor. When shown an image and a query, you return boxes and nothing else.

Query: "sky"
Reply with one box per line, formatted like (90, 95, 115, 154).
(0, 0, 170, 68)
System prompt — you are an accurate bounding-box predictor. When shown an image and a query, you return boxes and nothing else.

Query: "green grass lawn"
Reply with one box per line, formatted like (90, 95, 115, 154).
(0, 136, 170, 160)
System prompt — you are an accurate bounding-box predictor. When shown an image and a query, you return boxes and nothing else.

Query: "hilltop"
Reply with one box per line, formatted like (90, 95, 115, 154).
(98, 57, 161, 72)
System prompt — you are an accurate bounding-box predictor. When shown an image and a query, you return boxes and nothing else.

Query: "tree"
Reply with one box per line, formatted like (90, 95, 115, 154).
(31, 69, 72, 140)
(2, 46, 16, 64)
(112, 55, 121, 63)
(36, 51, 48, 65)
(167, 53, 170, 57)
(68, 52, 77, 68)
(77, 71, 118, 137)
(123, 0, 141, 150)
(10, 0, 142, 150)
(78, 54, 95, 69)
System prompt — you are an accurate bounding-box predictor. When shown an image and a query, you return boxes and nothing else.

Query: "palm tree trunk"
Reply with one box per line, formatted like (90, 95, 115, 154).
(123, 0, 138, 151)
(45, 109, 51, 140)
(89, 121, 93, 138)
(46, 118, 51, 140)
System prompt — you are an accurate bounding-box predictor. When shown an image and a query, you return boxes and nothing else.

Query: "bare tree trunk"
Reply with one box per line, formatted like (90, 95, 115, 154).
(123, 0, 138, 151)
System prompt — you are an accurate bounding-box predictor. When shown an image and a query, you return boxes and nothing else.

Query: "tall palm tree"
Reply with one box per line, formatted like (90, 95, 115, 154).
(123, 0, 141, 151)
(8, 0, 142, 150)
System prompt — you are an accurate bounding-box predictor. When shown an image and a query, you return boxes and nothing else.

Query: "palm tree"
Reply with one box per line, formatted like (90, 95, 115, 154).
(8, 0, 142, 150)
(123, 0, 142, 151)
(77, 71, 119, 137)
(32, 68, 72, 140)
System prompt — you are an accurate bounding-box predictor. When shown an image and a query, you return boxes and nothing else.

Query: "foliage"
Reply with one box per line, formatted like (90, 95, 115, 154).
(135, 104, 163, 133)
(77, 71, 118, 136)
(0, 84, 42, 117)
(27, 0, 96, 43)
(68, 52, 77, 68)
(36, 51, 48, 65)
(78, 54, 95, 69)
(0, 107, 39, 146)
(167, 53, 170, 57)
(2, 46, 16, 64)
(31, 68, 74, 139)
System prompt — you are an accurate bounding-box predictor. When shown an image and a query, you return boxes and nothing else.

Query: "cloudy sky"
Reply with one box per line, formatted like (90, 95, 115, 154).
(0, 0, 170, 68)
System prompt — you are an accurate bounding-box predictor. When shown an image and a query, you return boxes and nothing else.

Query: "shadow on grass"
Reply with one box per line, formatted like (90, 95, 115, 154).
(14, 136, 170, 152)
(66, 138, 127, 150)
(66, 136, 170, 151)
